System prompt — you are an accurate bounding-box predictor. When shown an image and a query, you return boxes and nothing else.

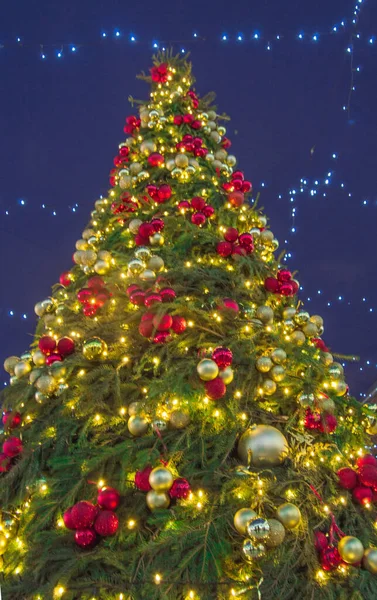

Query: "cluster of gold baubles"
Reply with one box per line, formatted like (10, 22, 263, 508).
(127, 233, 165, 284)
(4, 351, 67, 402)
(255, 344, 287, 396)
(338, 536, 377, 574)
(145, 466, 174, 510)
(237, 425, 289, 467)
(127, 401, 190, 438)
(281, 307, 324, 347)
(197, 358, 234, 385)
(250, 224, 279, 257)
(233, 502, 301, 560)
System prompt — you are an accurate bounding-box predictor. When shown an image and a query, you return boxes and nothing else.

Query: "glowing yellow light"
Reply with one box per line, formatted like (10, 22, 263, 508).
(122, 356, 129, 363)
(324, 505, 329, 513)
(94, 414, 101, 423)
(57, 518, 64, 528)
(98, 479, 105, 489)
(127, 519, 136, 529)
(152, 357, 160, 366)
(235, 391, 242, 399)
(120, 407, 127, 416)
(54, 587, 65, 598)
(188, 320, 194, 327)
(154, 573, 162, 584)
(78, 369, 85, 377)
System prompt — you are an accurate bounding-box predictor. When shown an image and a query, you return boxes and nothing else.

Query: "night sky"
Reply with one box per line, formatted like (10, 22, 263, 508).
(0, 0, 376, 398)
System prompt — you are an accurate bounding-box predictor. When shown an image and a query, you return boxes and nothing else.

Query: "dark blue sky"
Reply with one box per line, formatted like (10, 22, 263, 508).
(0, 0, 376, 397)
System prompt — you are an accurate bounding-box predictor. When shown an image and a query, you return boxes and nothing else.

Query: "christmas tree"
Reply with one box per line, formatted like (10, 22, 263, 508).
(2, 51, 377, 600)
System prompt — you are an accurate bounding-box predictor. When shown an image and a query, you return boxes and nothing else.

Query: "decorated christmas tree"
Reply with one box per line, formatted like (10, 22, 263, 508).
(1, 51, 377, 600)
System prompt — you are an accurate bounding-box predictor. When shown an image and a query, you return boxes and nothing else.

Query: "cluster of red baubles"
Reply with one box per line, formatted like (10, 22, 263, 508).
(186, 90, 199, 109)
(337, 455, 377, 506)
(131, 286, 186, 344)
(222, 171, 252, 204)
(111, 191, 139, 215)
(38, 335, 75, 364)
(135, 465, 191, 500)
(304, 408, 337, 433)
(150, 62, 170, 83)
(314, 532, 343, 571)
(202, 347, 233, 400)
(264, 269, 299, 297)
(173, 113, 202, 130)
(175, 135, 208, 157)
(113, 144, 130, 168)
(312, 338, 330, 353)
(178, 196, 215, 226)
(63, 487, 120, 548)
(127, 284, 176, 307)
(123, 115, 141, 135)
(216, 226, 254, 259)
(0, 412, 23, 473)
(146, 184, 172, 204)
(77, 276, 111, 317)
(134, 217, 164, 246)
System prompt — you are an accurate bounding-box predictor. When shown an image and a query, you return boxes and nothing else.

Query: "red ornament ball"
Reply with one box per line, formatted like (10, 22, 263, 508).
(139, 222, 154, 239)
(130, 290, 146, 306)
(191, 212, 206, 226)
(321, 546, 342, 571)
(205, 377, 227, 400)
(178, 200, 190, 210)
(144, 293, 162, 308)
(219, 298, 239, 314)
(191, 196, 206, 211)
(314, 531, 329, 553)
(171, 316, 187, 334)
(279, 282, 294, 296)
(228, 190, 244, 207)
(216, 241, 233, 258)
(153, 331, 171, 344)
(159, 288, 176, 303)
(203, 204, 215, 218)
(356, 454, 377, 469)
(75, 528, 97, 548)
(126, 284, 140, 297)
(169, 478, 191, 499)
(224, 227, 239, 243)
(94, 510, 119, 536)
(148, 153, 164, 167)
(264, 277, 280, 293)
(277, 269, 292, 283)
(57, 337, 75, 357)
(3, 437, 23, 458)
(0, 453, 11, 473)
(38, 335, 57, 355)
(212, 347, 233, 369)
(63, 507, 76, 530)
(59, 271, 72, 287)
(352, 485, 373, 505)
(358, 465, 377, 490)
(139, 314, 155, 338)
(135, 466, 153, 491)
(238, 233, 253, 249)
(337, 467, 358, 490)
(87, 276, 105, 290)
(319, 414, 337, 433)
(231, 245, 247, 259)
(83, 305, 98, 317)
(45, 353, 62, 366)
(152, 314, 173, 332)
(2, 411, 22, 429)
(97, 487, 120, 511)
(151, 218, 164, 232)
(71, 501, 98, 529)
(157, 184, 172, 202)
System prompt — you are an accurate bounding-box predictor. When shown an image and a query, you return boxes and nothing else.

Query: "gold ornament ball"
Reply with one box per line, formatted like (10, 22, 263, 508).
(81, 249, 97, 266)
(256, 305, 274, 323)
(290, 331, 306, 345)
(338, 536, 364, 564)
(233, 508, 257, 535)
(283, 307, 296, 320)
(257, 215, 267, 228)
(147, 256, 164, 272)
(215, 149, 227, 161)
(170, 410, 190, 429)
(175, 153, 189, 168)
(82, 228, 95, 240)
(98, 250, 111, 262)
(146, 490, 170, 510)
(83, 337, 107, 361)
(260, 230, 274, 243)
(265, 519, 286, 548)
(32, 349, 46, 367)
(297, 392, 315, 407)
(128, 401, 141, 416)
(34, 301, 46, 317)
(256, 356, 273, 373)
(140, 140, 157, 155)
(247, 517, 270, 540)
(262, 379, 277, 396)
(366, 417, 377, 436)
(149, 233, 164, 246)
(21, 351, 32, 361)
(149, 466, 174, 492)
(4, 356, 20, 374)
(227, 155, 237, 166)
(94, 260, 110, 275)
(119, 175, 132, 189)
(332, 380, 347, 397)
(139, 269, 156, 282)
(210, 131, 221, 143)
(14, 360, 32, 378)
(128, 259, 145, 275)
(75, 238, 88, 251)
(249, 227, 260, 237)
(189, 158, 199, 169)
(166, 158, 175, 171)
(197, 359, 219, 381)
(276, 503, 301, 529)
(363, 548, 377, 574)
(29, 368, 42, 385)
(271, 238, 279, 251)
(36, 374, 58, 395)
(322, 352, 334, 366)
(317, 397, 336, 414)
(294, 311, 310, 325)
(127, 415, 149, 436)
(10, 376, 18, 385)
(35, 391, 47, 403)
(271, 348, 287, 364)
(129, 218, 143, 234)
(270, 365, 285, 382)
(0, 534, 7, 555)
(186, 165, 196, 176)
(171, 167, 183, 179)
(219, 366, 234, 385)
(302, 322, 318, 337)
(135, 246, 152, 261)
(310, 315, 324, 328)
(284, 319, 295, 333)
(237, 425, 289, 466)
(242, 539, 266, 560)
(328, 363, 344, 380)
(129, 162, 142, 175)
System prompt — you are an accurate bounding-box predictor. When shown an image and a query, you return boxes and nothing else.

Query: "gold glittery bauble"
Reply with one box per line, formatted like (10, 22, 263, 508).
(14, 360, 32, 378)
(82, 337, 107, 361)
(147, 256, 164, 272)
(175, 153, 189, 168)
(256, 305, 274, 323)
(129, 162, 142, 175)
(247, 517, 270, 540)
(262, 379, 277, 396)
(328, 363, 344, 380)
(219, 366, 234, 384)
(276, 503, 301, 529)
(170, 410, 190, 429)
(283, 307, 296, 320)
(129, 218, 143, 234)
(366, 417, 377, 436)
(322, 352, 334, 366)
(149, 466, 174, 492)
(94, 260, 110, 275)
(260, 230, 274, 243)
(233, 508, 257, 535)
(149, 233, 164, 246)
(50, 361, 67, 378)
(32, 349, 46, 367)
(297, 392, 315, 407)
(363, 548, 377, 574)
(302, 322, 318, 337)
(242, 539, 266, 560)
(140, 140, 157, 155)
(338, 536, 364, 564)
(81, 249, 97, 266)
(29, 369, 42, 385)
(290, 331, 306, 345)
(35, 391, 47, 403)
(146, 490, 170, 510)
(237, 425, 289, 466)
(3, 356, 20, 374)
(197, 359, 219, 381)
(270, 348, 286, 364)
(82, 228, 95, 240)
(139, 269, 156, 282)
(127, 415, 149, 436)
(35, 374, 57, 395)
(76, 238, 88, 251)
(0, 534, 7, 554)
(265, 519, 286, 547)
(270, 365, 285, 382)
(256, 357, 273, 373)
(332, 380, 347, 397)
(128, 259, 145, 275)
(294, 311, 310, 325)
(310, 314, 323, 328)
(128, 402, 141, 416)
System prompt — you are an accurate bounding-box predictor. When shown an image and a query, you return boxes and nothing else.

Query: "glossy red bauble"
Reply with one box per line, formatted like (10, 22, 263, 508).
(358, 465, 377, 490)
(224, 227, 239, 243)
(87, 276, 105, 290)
(63, 507, 76, 530)
(152, 314, 173, 332)
(135, 466, 153, 491)
(171, 316, 187, 334)
(264, 277, 280, 293)
(238, 233, 253, 249)
(352, 485, 373, 505)
(126, 284, 140, 297)
(337, 467, 358, 490)
(356, 454, 377, 469)
(94, 511, 119, 536)
(191, 196, 206, 211)
(216, 241, 233, 258)
(212, 347, 233, 369)
(314, 531, 329, 553)
(202, 204, 215, 218)
(178, 200, 190, 210)
(83, 305, 98, 317)
(148, 153, 164, 167)
(130, 290, 146, 306)
(77, 288, 92, 304)
(59, 271, 72, 287)
(71, 501, 98, 529)
(159, 288, 176, 303)
(277, 269, 292, 283)
(45, 354, 62, 366)
(3, 437, 23, 458)
(57, 337, 75, 357)
(191, 212, 206, 226)
(2, 411, 22, 429)
(144, 293, 162, 307)
(321, 546, 342, 571)
(38, 335, 57, 355)
(139, 319, 155, 338)
(231, 245, 247, 259)
(279, 282, 294, 296)
(228, 190, 244, 207)
(169, 478, 191, 499)
(157, 184, 172, 201)
(138, 222, 155, 239)
(75, 528, 97, 548)
(153, 331, 171, 344)
(219, 298, 239, 314)
(205, 377, 227, 400)
(0, 452, 12, 472)
(151, 218, 164, 232)
(97, 487, 120, 511)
